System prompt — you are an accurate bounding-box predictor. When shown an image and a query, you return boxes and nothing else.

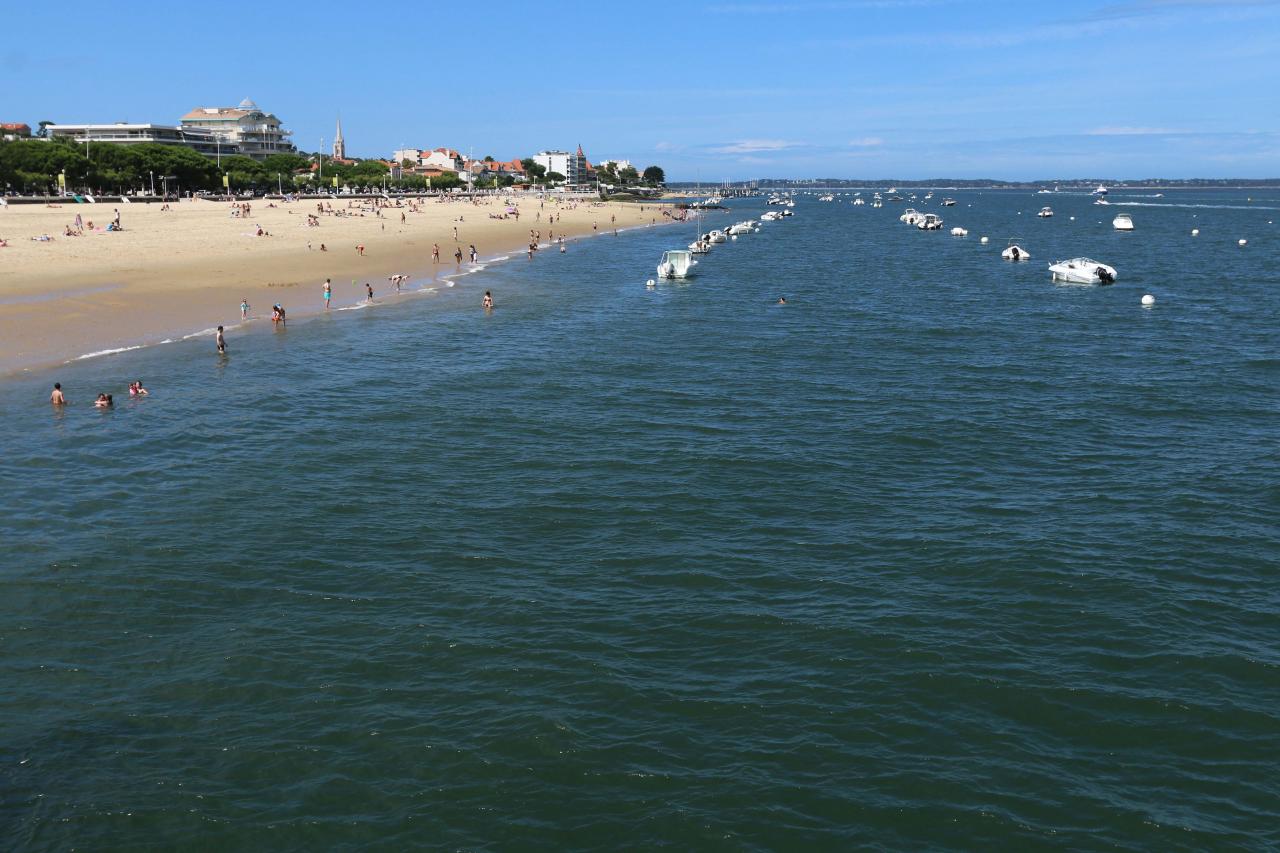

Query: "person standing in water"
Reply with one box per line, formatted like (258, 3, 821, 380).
(366, 282, 374, 303)
(469, 244, 478, 263)
(216, 326, 227, 354)
(482, 291, 494, 310)
(323, 279, 332, 309)
(240, 298, 250, 319)
(50, 383, 66, 406)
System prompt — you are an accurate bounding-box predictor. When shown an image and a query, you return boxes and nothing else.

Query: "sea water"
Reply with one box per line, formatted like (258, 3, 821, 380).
(1, 190, 1277, 849)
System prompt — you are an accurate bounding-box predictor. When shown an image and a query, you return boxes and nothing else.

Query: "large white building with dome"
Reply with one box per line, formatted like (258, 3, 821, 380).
(180, 98, 295, 160)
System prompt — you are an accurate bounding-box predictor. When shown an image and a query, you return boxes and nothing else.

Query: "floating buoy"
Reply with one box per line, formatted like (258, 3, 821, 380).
(980, 236, 989, 244)
(1191, 229, 1199, 236)
(646, 279, 655, 288)
(1141, 294, 1155, 307)
(1069, 216, 1075, 221)
(1239, 239, 1247, 246)
(731, 235, 738, 241)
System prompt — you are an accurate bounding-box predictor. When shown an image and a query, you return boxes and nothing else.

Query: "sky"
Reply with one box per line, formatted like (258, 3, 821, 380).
(3, 0, 1278, 180)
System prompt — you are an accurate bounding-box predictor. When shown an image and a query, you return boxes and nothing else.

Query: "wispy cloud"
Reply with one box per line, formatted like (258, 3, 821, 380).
(655, 141, 682, 152)
(1079, 0, 1280, 22)
(710, 139, 805, 154)
(849, 136, 885, 147)
(708, 0, 938, 12)
(1088, 126, 1186, 136)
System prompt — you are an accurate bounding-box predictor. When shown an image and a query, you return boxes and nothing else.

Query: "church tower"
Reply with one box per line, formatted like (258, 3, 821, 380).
(332, 117, 345, 160)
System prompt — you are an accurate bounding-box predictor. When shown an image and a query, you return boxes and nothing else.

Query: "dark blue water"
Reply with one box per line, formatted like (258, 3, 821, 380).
(2, 190, 1278, 850)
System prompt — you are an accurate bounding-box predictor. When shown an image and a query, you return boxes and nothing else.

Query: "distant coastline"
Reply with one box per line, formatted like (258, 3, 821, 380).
(671, 179, 1280, 190)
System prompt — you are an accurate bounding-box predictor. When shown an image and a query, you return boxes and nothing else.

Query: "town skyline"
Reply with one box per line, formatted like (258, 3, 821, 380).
(4, 0, 1278, 180)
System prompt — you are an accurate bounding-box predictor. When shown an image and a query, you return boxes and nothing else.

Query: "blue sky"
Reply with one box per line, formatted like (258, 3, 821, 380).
(3, 0, 1278, 180)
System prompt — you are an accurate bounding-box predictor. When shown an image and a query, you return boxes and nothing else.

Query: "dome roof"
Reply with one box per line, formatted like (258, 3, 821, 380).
(237, 97, 259, 110)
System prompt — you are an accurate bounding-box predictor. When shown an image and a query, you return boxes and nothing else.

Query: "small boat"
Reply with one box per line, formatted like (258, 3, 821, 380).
(941, 198, 956, 206)
(657, 249, 697, 279)
(728, 221, 755, 235)
(689, 236, 712, 253)
(1094, 198, 1110, 206)
(871, 199, 883, 208)
(818, 193, 835, 202)
(1049, 257, 1116, 285)
(917, 213, 944, 230)
(1113, 213, 1134, 231)
(708, 229, 727, 244)
(1037, 206, 1054, 218)
(950, 227, 968, 237)
(852, 197, 865, 206)
(1093, 185, 1108, 196)
(1002, 240, 1030, 261)
(899, 208, 922, 224)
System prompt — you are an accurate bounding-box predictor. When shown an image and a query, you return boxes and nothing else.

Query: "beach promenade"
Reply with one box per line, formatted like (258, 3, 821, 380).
(0, 195, 671, 373)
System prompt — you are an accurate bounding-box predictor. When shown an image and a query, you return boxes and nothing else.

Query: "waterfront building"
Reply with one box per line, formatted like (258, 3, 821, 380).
(392, 148, 422, 165)
(419, 148, 464, 173)
(532, 146, 594, 188)
(180, 98, 295, 160)
(45, 123, 223, 158)
(2, 122, 32, 140)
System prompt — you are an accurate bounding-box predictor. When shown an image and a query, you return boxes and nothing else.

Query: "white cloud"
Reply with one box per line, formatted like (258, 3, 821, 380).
(1088, 126, 1185, 136)
(655, 141, 681, 152)
(849, 136, 885, 147)
(711, 139, 804, 154)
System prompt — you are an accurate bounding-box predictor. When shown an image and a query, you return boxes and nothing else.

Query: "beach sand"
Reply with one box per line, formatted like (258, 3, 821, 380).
(0, 195, 675, 373)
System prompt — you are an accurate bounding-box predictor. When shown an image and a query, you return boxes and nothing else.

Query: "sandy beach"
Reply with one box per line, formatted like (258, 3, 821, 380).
(0, 194, 676, 374)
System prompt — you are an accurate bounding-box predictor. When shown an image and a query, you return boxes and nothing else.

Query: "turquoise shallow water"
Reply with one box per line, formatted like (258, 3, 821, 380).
(2, 190, 1278, 850)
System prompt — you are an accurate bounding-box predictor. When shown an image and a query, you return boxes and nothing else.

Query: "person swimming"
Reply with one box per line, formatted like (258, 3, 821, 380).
(777, 297, 787, 305)
(482, 291, 494, 310)
(50, 382, 66, 405)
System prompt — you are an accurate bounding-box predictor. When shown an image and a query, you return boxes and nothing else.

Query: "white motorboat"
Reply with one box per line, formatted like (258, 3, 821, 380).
(853, 197, 865, 206)
(1037, 206, 1054, 218)
(728, 221, 755, 235)
(924, 192, 933, 200)
(818, 193, 835, 202)
(917, 213, 944, 230)
(941, 198, 956, 206)
(708, 229, 727, 244)
(1094, 198, 1110, 206)
(950, 227, 968, 236)
(1002, 240, 1030, 261)
(1093, 185, 1108, 196)
(900, 208, 922, 225)
(760, 210, 783, 221)
(871, 199, 883, 208)
(657, 249, 697, 279)
(689, 236, 712, 253)
(1113, 213, 1134, 231)
(1049, 257, 1116, 285)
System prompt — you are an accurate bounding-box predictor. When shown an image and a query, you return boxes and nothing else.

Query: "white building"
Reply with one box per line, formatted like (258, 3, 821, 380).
(533, 145, 593, 188)
(419, 148, 464, 172)
(393, 148, 422, 165)
(180, 98, 294, 161)
(597, 159, 633, 172)
(46, 123, 224, 158)
(532, 150, 571, 180)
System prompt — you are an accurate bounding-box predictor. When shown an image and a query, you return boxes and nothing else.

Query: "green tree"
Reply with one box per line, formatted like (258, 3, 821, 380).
(618, 165, 639, 185)
(262, 152, 312, 174)
(545, 171, 565, 184)
(643, 165, 665, 185)
(521, 158, 547, 182)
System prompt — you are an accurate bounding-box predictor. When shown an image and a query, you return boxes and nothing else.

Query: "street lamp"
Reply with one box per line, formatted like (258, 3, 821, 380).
(149, 171, 155, 196)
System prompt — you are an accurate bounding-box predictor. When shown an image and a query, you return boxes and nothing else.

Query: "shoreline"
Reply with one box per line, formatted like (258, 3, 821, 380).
(0, 196, 683, 377)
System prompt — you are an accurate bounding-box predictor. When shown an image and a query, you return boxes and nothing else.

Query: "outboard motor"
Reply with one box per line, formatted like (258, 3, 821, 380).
(1097, 267, 1115, 285)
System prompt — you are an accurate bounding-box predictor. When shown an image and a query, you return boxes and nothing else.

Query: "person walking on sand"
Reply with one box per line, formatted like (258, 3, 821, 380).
(366, 282, 374, 303)
(469, 244, 478, 263)
(240, 298, 250, 319)
(432, 243, 440, 263)
(51, 383, 66, 406)
(454, 247, 463, 264)
(482, 291, 494, 310)
(323, 279, 332, 309)
(216, 326, 227, 354)
(356, 243, 365, 256)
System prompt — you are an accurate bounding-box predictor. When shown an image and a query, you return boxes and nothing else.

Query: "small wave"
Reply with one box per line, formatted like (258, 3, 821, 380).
(72, 344, 147, 361)
(1114, 202, 1280, 211)
(335, 301, 372, 312)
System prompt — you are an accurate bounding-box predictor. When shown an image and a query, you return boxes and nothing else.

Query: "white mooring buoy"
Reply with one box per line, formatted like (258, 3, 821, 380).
(1239, 239, 1248, 246)
(646, 279, 655, 288)
(1191, 229, 1199, 236)
(1141, 294, 1156, 307)
(980, 236, 989, 244)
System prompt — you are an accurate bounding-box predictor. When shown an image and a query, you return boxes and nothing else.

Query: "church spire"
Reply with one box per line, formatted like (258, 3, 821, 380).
(332, 116, 345, 160)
